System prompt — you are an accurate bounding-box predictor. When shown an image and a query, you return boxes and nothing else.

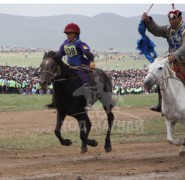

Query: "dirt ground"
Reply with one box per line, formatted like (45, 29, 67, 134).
(0, 107, 185, 180)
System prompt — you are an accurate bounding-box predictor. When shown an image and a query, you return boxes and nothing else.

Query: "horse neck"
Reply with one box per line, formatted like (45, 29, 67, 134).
(54, 62, 82, 94)
(161, 63, 183, 104)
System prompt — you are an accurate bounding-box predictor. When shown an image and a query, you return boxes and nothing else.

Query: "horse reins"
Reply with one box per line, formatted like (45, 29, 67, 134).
(41, 65, 93, 83)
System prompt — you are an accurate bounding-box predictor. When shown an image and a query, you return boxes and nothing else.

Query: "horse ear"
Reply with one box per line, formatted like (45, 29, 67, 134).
(54, 52, 63, 62)
(43, 52, 47, 59)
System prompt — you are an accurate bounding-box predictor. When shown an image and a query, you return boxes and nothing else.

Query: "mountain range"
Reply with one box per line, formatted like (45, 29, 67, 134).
(0, 12, 185, 51)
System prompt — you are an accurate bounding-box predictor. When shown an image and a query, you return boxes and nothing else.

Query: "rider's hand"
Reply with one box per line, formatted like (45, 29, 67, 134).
(89, 61, 95, 72)
(142, 13, 151, 23)
(168, 54, 176, 63)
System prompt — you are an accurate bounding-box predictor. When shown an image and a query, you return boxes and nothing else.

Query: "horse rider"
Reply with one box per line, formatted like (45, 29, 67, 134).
(142, 4, 185, 112)
(47, 23, 95, 110)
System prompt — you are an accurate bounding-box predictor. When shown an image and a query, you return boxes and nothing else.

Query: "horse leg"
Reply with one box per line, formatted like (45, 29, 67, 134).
(166, 119, 185, 146)
(75, 113, 98, 153)
(54, 110, 72, 146)
(104, 106, 114, 153)
(180, 122, 185, 156)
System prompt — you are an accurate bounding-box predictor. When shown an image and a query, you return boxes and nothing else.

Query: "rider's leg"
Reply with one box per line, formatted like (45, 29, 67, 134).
(84, 84, 93, 110)
(150, 85, 162, 112)
(84, 74, 97, 110)
(75, 70, 94, 110)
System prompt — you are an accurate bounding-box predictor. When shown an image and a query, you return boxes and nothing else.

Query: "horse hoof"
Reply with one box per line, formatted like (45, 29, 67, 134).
(81, 147, 88, 153)
(105, 146, 112, 153)
(179, 151, 185, 157)
(63, 139, 72, 146)
(179, 146, 185, 157)
(87, 139, 98, 147)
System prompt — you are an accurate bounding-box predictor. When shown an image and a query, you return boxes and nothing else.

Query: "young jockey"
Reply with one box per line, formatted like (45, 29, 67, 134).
(47, 23, 95, 109)
(142, 5, 185, 112)
(59, 23, 95, 80)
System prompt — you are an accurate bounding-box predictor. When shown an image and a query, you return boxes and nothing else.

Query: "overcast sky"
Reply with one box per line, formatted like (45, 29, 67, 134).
(0, 4, 184, 17)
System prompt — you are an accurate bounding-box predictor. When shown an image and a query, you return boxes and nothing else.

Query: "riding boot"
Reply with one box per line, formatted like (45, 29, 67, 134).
(150, 85, 162, 112)
(46, 94, 55, 109)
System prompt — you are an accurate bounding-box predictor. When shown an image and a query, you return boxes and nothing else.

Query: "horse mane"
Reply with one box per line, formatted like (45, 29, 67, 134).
(43, 51, 62, 64)
(164, 60, 179, 80)
(44, 51, 83, 91)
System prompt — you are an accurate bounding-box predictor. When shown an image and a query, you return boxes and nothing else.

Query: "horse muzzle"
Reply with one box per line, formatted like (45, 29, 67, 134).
(39, 79, 49, 90)
(144, 78, 154, 91)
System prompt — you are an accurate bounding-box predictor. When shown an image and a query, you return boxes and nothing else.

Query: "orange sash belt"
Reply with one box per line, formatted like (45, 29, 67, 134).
(172, 64, 185, 80)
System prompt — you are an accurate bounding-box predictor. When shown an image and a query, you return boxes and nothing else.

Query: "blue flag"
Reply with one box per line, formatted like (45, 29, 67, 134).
(136, 20, 157, 63)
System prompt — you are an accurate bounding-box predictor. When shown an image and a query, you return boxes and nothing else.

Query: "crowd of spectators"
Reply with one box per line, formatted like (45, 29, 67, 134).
(106, 69, 148, 95)
(0, 65, 53, 95)
(0, 64, 157, 95)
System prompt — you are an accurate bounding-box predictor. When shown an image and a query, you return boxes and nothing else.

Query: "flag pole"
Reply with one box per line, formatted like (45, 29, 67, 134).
(146, 4, 154, 14)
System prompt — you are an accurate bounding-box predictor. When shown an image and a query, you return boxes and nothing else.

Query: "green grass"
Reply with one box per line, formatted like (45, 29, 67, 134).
(0, 117, 184, 150)
(111, 118, 185, 144)
(0, 94, 52, 112)
(97, 57, 150, 70)
(0, 94, 157, 112)
(95, 93, 157, 109)
(0, 52, 43, 67)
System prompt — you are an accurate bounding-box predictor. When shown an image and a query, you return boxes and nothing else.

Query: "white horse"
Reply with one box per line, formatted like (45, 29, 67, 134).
(144, 57, 185, 156)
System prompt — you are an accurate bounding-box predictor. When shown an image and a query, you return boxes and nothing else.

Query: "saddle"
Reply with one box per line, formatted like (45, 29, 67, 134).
(172, 63, 185, 85)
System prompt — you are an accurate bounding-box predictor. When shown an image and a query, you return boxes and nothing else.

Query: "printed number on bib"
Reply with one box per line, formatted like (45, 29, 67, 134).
(64, 45, 77, 57)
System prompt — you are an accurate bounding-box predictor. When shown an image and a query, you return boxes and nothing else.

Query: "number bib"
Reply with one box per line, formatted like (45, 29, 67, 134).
(64, 45, 78, 57)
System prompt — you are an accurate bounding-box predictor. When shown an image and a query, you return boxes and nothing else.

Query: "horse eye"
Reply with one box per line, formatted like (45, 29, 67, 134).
(159, 67, 162, 70)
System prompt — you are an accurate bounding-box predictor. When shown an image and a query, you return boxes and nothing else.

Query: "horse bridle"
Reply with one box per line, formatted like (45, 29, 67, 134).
(147, 64, 170, 92)
(148, 62, 182, 92)
(40, 65, 60, 83)
(147, 71, 163, 86)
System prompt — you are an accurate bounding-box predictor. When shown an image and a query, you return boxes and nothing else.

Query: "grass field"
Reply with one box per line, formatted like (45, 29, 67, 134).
(0, 93, 157, 112)
(0, 94, 51, 112)
(0, 52, 150, 70)
(0, 52, 43, 67)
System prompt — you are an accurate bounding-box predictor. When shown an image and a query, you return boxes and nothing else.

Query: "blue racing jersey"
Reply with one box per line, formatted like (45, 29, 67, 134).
(59, 37, 91, 66)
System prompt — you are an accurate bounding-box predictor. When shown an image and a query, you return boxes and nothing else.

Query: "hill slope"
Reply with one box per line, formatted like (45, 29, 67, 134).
(0, 12, 184, 50)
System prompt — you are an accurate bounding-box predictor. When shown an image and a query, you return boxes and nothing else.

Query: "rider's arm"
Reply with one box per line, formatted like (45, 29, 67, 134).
(85, 51, 95, 71)
(84, 51, 94, 62)
(79, 42, 95, 70)
(172, 32, 185, 64)
(142, 13, 168, 38)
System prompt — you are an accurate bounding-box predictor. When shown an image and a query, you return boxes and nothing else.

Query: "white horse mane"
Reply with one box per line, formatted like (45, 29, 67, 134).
(154, 57, 165, 62)
(149, 57, 176, 78)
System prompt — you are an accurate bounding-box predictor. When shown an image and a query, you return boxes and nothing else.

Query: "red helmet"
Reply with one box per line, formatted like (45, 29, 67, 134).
(64, 23, 80, 34)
